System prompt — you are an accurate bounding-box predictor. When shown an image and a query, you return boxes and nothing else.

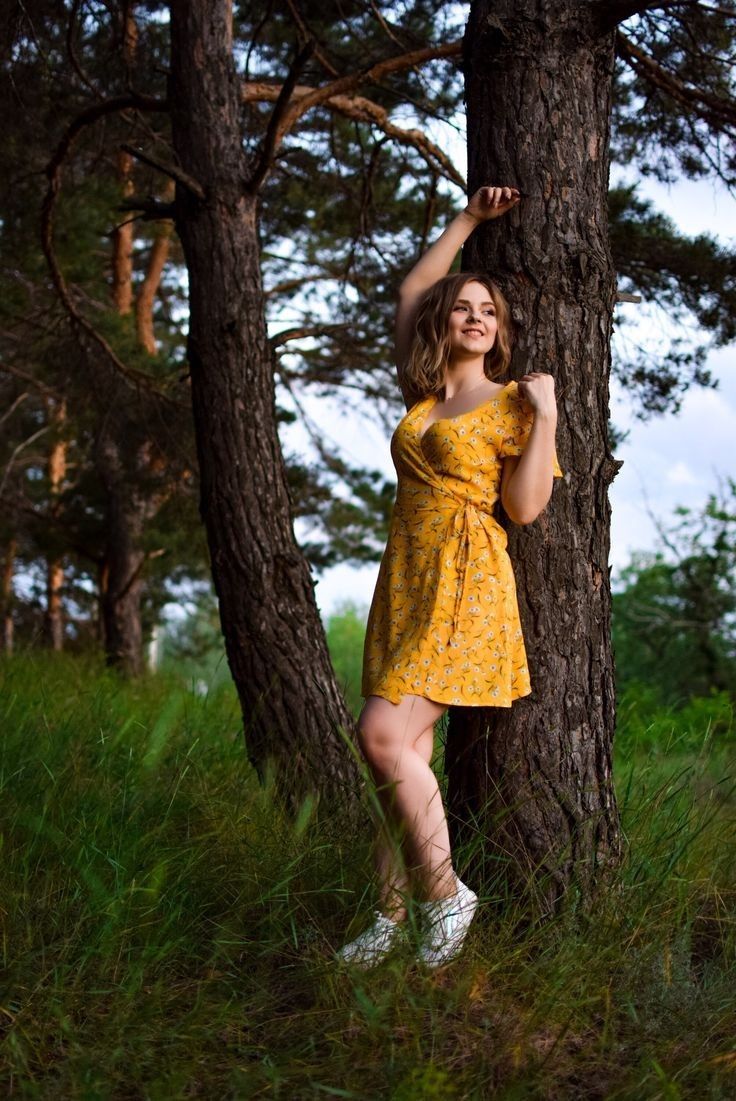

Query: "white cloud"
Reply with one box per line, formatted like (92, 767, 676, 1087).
(665, 461, 699, 486)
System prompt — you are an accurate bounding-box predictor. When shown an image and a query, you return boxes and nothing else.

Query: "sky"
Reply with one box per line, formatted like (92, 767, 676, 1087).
(278, 169, 736, 622)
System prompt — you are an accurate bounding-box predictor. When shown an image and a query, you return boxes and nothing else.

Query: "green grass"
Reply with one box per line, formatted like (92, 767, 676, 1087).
(1, 653, 735, 1099)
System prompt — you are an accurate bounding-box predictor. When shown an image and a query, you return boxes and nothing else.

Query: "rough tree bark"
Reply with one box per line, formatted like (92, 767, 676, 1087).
(168, 0, 363, 816)
(445, 0, 623, 913)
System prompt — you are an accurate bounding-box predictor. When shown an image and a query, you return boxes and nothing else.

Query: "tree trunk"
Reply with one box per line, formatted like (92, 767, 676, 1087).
(112, 149, 135, 316)
(96, 130, 146, 674)
(96, 11, 170, 677)
(96, 433, 146, 677)
(96, 558, 109, 646)
(111, 5, 138, 315)
(44, 398, 67, 650)
(167, 0, 363, 817)
(445, 0, 623, 914)
(1, 537, 16, 653)
(136, 180, 175, 355)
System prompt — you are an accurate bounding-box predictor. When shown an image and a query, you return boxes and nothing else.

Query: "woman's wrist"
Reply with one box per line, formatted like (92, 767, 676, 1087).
(459, 208, 482, 228)
(530, 407, 558, 425)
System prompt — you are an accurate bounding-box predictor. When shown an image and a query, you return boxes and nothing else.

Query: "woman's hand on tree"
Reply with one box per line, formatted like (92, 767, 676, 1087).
(517, 372, 558, 418)
(464, 185, 520, 223)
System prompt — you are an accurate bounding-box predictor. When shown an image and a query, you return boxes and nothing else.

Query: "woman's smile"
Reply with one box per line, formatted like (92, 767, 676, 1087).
(448, 281, 499, 359)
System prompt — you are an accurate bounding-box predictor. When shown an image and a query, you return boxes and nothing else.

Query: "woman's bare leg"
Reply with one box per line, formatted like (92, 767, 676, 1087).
(371, 782, 410, 921)
(357, 694, 457, 916)
(370, 719, 443, 919)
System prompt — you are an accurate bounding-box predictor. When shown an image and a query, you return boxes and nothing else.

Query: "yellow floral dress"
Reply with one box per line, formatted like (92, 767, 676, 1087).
(361, 381, 564, 707)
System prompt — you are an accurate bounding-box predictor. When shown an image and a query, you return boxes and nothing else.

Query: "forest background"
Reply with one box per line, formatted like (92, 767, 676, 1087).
(1, 1, 736, 1096)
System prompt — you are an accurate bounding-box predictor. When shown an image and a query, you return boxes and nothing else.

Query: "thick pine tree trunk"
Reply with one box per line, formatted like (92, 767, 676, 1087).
(446, 0, 623, 913)
(168, 0, 363, 816)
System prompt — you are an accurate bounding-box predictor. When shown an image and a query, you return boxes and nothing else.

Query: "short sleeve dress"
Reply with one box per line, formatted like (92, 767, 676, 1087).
(361, 381, 564, 707)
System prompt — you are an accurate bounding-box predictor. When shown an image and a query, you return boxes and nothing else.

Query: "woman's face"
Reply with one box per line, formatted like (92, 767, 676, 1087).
(447, 280, 498, 359)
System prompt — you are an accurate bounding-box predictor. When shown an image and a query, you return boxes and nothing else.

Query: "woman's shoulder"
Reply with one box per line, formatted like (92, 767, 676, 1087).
(498, 379, 529, 409)
(478, 379, 519, 409)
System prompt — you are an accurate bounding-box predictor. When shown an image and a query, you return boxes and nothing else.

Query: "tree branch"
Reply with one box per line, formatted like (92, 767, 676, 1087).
(66, 0, 101, 96)
(0, 392, 29, 429)
(597, 0, 736, 29)
(665, 1, 736, 14)
(120, 143, 205, 199)
(284, 0, 339, 76)
(597, 0, 691, 26)
(0, 425, 51, 499)
(270, 323, 351, 348)
(118, 196, 177, 220)
(41, 95, 185, 407)
(616, 29, 736, 131)
(0, 490, 102, 566)
(0, 361, 65, 401)
(288, 40, 462, 115)
(247, 38, 316, 192)
(243, 81, 465, 187)
(243, 41, 463, 172)
(265, 273, 356, 297)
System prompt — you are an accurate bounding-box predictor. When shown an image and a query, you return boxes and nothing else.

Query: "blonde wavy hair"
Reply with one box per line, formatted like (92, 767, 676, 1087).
(402, 272, 513, 400)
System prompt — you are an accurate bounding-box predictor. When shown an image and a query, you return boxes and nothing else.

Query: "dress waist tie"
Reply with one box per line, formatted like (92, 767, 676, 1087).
(411, 493, 503, 640)
(452, 502, 477, 639)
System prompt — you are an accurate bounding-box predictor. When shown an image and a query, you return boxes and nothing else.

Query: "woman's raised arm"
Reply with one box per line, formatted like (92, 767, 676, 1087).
(394, 185, 520, 379)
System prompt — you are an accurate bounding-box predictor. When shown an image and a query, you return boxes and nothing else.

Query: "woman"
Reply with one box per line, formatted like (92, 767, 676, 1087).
(337, 185, 564, 970)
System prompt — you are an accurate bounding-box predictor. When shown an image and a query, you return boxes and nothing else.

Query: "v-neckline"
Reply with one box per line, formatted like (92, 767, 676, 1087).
(417, 382, 515, 442)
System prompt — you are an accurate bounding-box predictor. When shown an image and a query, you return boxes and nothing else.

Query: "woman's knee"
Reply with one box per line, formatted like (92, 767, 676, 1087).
(357, 707, 401, 770)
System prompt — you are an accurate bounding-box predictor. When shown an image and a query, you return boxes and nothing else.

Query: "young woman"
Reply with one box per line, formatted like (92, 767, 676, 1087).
(336, 185, 564, 970)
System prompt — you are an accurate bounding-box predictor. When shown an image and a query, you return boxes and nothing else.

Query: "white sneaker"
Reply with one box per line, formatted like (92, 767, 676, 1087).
(335, 910, 404, 968)
(416, 879, 478, 969)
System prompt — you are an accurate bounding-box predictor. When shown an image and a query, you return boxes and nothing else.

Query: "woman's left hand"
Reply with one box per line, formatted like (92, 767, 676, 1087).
(517, 372, 558, 418)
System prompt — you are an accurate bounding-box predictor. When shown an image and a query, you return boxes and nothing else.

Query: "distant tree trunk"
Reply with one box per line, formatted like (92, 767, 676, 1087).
(112, 149, 135, 316)
(136, 179, 175, 354)
(96, 6, 173, 677)
(98, 127, 147, 675)
(168, 0, 363, 816)
(111, 5, 137, 315)
(44, 398, 67, 650)
(1, 537, 16, 653)
(445, 0, 623, 913)
(147, 623, 161, 671)
(96, 434, 171, 676)
(96, 559, 108, 645)
(96, 433, 146, 676)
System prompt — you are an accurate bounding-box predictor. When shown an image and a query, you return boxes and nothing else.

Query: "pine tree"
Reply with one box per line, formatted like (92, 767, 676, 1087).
(451, 0, 735, 910)
(1, 1, 734, 850)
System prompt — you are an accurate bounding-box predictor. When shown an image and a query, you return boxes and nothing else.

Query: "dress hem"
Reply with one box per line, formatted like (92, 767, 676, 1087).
(361, 685, 532, 708)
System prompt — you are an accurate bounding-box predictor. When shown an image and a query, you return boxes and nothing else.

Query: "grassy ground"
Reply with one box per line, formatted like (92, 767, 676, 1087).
(1, 652, 734, 1099)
